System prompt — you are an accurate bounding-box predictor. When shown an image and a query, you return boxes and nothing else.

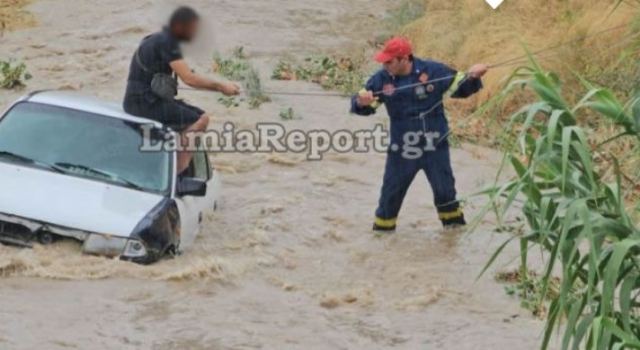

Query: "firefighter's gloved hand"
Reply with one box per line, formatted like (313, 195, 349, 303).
(468, 64, 489, 79)
(357, 90, 377, 107)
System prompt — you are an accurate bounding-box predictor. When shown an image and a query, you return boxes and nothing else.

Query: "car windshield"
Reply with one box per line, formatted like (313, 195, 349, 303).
(0, 102, 171, 193)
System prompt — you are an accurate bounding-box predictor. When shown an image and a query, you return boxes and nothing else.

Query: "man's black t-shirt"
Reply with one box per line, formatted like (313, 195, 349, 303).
(124, 27, 183, 104)
(123, 28, 205, 131)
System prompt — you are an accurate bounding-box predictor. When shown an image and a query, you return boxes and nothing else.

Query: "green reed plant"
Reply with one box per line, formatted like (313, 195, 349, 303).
(478, 53, 640, 349)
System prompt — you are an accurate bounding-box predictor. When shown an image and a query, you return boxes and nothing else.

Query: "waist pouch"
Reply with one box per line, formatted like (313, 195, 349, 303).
(135, 49, 178, 100)
(149, 73, 178, 100)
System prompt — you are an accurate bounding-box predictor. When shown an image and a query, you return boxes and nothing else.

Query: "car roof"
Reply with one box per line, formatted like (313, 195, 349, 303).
(23, 90, 164, 128)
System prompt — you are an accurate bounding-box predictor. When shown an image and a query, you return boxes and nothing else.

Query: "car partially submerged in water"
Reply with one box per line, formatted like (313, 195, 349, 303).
(0, 91, 220, 264)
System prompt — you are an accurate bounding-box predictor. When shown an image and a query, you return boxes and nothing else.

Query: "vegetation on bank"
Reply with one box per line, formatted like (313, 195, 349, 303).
(0, 0, 35, 34)
(403, 0, 640, 202)
(478, 55, 640, 349)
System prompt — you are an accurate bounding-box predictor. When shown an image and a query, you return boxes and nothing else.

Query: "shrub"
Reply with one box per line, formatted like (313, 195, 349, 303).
(0, 60, 31, 89)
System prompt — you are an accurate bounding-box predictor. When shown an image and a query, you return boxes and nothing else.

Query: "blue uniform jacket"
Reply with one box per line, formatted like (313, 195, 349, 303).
(350, 58, 482, 148)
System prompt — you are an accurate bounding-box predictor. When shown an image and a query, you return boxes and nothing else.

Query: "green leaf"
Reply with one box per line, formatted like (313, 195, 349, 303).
(619, 274, 636, 333)
(476, 235, 517, 280)
(562, 298, 586, 350)
(601, 318, 640, 349)
(572, 311, 595, 350)
(602, 239, 640, 316)
(581, 89, 632, 130)
(547, 110, 565, 150)
(531, 72, 568, 111)
(590, 317, 603, 350)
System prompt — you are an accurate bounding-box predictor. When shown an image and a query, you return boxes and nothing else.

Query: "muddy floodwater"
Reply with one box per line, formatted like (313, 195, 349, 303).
(0, 0, 555, 349)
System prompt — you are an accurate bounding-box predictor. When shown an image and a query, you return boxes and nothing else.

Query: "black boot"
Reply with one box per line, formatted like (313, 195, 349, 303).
(442, 214, 466, 230)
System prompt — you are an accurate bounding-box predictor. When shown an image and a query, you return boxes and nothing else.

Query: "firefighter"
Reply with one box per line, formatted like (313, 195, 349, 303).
(351, 37, 488, 232)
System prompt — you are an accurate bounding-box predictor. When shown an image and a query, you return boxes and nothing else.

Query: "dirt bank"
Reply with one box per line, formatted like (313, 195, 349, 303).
(0, 0, 554, 349)
(0, 0, 35, 34)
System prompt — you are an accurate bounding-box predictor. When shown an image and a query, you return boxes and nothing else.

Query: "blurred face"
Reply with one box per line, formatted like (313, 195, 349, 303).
(383, 56, 411, 76)
(173, 20, 200, 42)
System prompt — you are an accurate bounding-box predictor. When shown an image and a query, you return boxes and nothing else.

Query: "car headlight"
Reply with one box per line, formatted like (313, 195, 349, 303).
(82, 235, 147, 259)
(83, 234, 127, 257)
(122, 239, 148, 258)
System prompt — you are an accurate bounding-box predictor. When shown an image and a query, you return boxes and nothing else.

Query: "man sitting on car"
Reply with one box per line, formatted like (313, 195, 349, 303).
(124, 6, 239, 173)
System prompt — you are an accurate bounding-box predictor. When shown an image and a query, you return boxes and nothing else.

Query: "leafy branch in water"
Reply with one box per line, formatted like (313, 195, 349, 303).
(212, 46, 249, 81)
(0, 60, 31, 89)
(272, 55, 367, 95)
(212, 47, 270, 109)
(279, 107, 301, 121)
(243, 66, 270, 109)
(217, 96, 240, 108)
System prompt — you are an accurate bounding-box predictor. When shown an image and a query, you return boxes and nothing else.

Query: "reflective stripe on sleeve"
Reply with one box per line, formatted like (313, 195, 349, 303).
(444, 72, 467, 97)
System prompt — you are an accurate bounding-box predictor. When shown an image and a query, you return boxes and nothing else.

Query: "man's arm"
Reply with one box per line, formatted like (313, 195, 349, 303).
(170, 59, 240, 96)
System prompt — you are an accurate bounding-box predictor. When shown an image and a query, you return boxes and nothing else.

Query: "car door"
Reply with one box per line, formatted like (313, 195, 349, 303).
(174, 151, 216, 248)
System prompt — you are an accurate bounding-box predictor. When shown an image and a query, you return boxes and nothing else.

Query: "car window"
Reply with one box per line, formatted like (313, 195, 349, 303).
(192, 151, 210, 180)
(0, 102, 172, 194)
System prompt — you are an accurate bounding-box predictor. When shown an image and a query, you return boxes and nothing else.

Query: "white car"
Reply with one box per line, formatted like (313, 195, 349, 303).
(0, 91, 220, 264)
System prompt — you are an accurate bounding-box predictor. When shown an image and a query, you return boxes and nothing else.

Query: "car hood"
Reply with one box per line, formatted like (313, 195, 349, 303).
(0, 162, 165, 237)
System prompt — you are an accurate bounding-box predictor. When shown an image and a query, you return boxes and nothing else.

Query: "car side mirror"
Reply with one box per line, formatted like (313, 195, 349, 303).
(177, 177, 207, 197)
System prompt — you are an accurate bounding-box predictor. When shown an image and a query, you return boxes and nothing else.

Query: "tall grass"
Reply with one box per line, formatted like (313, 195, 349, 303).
(479, 55, 640, 349)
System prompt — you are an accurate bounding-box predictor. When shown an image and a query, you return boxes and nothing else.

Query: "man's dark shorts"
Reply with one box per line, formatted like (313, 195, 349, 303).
(124, 95, 204, 132)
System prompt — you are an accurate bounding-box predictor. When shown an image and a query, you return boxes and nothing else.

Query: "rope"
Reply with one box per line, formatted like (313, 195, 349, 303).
(178, 21, 634, 98)
(180, 86, 348, 97)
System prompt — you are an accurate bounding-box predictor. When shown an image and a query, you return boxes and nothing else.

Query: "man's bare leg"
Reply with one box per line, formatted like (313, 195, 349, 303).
(177, 114, 210, 174)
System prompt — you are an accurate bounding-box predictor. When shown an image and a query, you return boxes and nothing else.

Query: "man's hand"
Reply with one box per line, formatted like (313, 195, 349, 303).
(468, 64, 489, 79)
(357, 90, 376, 107)
(220, 82, 241, 96)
